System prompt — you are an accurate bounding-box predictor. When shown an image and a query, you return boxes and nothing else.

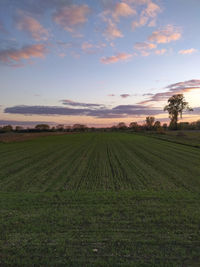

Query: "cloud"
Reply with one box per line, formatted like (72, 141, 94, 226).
(81, 42, 93, 51)
(0, 44, 47, 66)
(132, 1, 161, 30)
(179, 48, 197, 55)
(4, 104, 163, 118)
(155, 49, 166, 55)
(15, 12, 49, 41)
(100, 52, 132, 64)
(104, 19, 123, 39)
(148, 25, 181, 44)
(53, 4, 91, 32)
(143, 93, 154, 96)
(142, 1, 161, 19)
(0, 120, 54, 126)
(189, 107, 200, 115)
(120, 94, 131, 98)
(62, 99, 103, 108)
(81, 42, 106, 54)
(138, 79, 200, 105)
(134, 42, 156, 50)
(134, 41, 156, 56)
(101, 2, 136, 39)
(108, 94, 115, 96)
(5, 0, 72, 15)
(113, 2, 136, 20)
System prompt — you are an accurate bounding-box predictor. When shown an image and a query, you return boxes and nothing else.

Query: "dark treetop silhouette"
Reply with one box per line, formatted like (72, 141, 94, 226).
(164, 94, 193, 129)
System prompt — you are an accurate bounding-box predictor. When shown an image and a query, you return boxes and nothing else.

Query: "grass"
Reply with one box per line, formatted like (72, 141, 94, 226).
(1, 132, 200, 266)
(0, 131, 70, 143)
(142, 130, 200, 148)
(1, 191, 200, 266)
(0, 132, 200, 192)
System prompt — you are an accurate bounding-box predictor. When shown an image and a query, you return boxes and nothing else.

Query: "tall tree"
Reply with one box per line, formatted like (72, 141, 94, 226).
(145, 116, 155, 130)
(129, 122, 139, 131)
(164, 94, 192, 129)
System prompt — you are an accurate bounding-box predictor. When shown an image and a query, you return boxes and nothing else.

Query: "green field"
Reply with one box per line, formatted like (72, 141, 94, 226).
(1, 133, 200, 266)
(143, 130, 200, 148)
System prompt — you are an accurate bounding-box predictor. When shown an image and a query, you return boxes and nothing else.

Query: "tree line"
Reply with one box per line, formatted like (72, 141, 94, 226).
(0, 94, 197, 133)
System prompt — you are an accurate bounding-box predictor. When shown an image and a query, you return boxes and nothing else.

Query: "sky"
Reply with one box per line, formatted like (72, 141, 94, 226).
(0, 0, 200, 127)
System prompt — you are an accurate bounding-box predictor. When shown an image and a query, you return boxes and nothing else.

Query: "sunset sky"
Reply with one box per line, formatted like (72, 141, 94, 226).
(1, 0, 200, 127)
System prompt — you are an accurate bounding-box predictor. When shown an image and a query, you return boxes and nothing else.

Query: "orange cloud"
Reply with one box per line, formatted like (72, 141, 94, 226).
(16, 12, 49, 41)
(100, 52, 132, 64)
(178, 48, 197, 55)
(138, 80, 200, 105)
(0, 44, 47, 65)
(148, 25, 181, 44)
(53, 4, 91, 32)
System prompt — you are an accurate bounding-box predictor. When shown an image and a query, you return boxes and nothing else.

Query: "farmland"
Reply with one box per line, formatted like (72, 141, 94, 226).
(143, 130, 200, 148)
(1, 132, 200, 265)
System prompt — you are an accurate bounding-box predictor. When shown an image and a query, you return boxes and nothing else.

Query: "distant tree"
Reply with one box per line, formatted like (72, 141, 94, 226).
(65, 125, 71, 132)
(35, 124, 50, 131)
(56, 124, 65, 131)
(2, 125, 13, 132)
(162, 123, 168, 131)
(111, 125, 117, 131)
(196, 120, 200, 130)
(73, 124, 87, 131)
(154, 121, 161, 130)
(178, 122, 190, 130)
(15, 126, 23, 131)
(164, 94, 193, 130)
(145, 116, 155, 130)
(117, 122, 127, 130)
(129, 122, 139, 131)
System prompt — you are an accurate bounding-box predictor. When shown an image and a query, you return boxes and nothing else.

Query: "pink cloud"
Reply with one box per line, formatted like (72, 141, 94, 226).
(148, 25, 181, 44)
(104, 19, 123, 39)
(155, 49, 166, 55)
(178, 48, 197, 55)
(132, 1, 161, 30)
(134, 42, 156, 56)
(101, 2, 136, 40)
(138, 80, 200, 105)
(113, 2, 136, 20)
(53, 4, 91, 32)
(15, 12, 49, 41)
(100, 52, 132, 64)
(125, 0, 150, 4)
(81, 42, 106, 54)
(134, 42, 156, 50)
(81, 42, 93, 51)
(0, 44, 47, 66)
(142, 2, 161, 19)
